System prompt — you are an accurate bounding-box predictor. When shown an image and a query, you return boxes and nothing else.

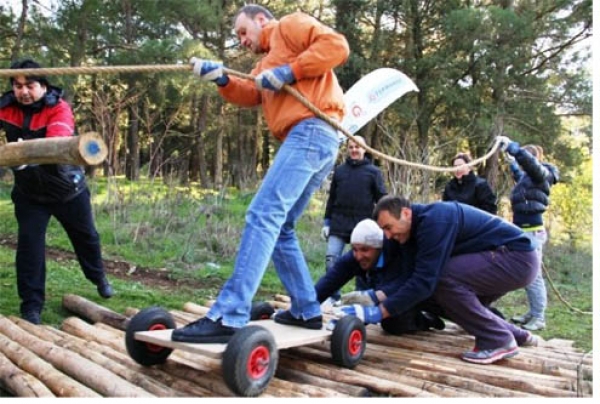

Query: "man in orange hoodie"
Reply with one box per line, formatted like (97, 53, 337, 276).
(173, 4, 350, 343)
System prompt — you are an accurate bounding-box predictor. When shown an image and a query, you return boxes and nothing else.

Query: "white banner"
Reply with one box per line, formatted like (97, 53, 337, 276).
(339, 68, 419, 139)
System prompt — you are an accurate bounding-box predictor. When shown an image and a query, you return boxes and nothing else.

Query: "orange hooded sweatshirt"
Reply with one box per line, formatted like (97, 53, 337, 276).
(219, 12, 349, 141)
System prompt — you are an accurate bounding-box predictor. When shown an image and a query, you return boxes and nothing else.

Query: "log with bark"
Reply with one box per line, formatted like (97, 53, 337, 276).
(0, 322, 99, 397)
(0, 317, 152, 397)
(10, 317, 182, 397)
(0, 132, 107, 167)
(0, 351, 55, 397)
(62, 294, 129, 331)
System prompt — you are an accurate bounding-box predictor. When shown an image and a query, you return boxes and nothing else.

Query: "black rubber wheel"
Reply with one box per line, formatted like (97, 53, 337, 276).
(222, 325, 278, 397)
(125, 306, 176, 366)
(330, 315, 366, 368)
(250, 302, 275, 321)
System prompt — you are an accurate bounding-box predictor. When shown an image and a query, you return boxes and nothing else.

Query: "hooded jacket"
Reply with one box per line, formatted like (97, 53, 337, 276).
(509, 149, 559, 228)
(0, 86, 87, 203)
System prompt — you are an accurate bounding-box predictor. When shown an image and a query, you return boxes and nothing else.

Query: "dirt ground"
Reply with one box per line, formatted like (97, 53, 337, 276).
(0, 234, 219, 292)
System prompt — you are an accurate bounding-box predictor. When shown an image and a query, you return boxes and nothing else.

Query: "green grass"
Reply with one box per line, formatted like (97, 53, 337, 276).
(0, 176, 593, 353)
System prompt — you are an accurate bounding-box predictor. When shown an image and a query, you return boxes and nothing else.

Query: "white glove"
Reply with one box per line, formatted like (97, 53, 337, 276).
(321, 226, 330, 240)
(189, 57, 229, 85)
(340, 290, 379, 307)
(503, 152, 515, 163)
(496, 135, 512, 152)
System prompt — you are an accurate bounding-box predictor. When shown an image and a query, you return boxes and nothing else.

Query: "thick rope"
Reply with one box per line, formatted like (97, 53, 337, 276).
(3, 64, 585, 316)
(542, 261, 592, 315)
(0, 63, 498, 172)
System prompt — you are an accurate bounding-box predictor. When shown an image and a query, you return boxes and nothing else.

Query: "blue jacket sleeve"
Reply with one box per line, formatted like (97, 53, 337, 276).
(382, 207, 460, 317)
(514, 148, 548, 184)
(314, 251, 359, 302)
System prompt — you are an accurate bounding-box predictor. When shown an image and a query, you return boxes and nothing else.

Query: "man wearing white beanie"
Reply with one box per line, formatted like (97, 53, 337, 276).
(315, 219, 445, 334)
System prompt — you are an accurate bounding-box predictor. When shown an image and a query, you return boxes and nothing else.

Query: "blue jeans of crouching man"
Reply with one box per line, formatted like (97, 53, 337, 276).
(206, 118, 339, 328)
(433, 247, 539, 350)
(521, 229, 548, 321)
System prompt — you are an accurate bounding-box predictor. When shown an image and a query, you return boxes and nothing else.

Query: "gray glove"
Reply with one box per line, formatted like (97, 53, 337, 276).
(340, 290, 379, 307)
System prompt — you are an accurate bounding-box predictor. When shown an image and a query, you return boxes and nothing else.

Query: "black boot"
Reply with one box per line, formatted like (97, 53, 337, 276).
(96, 277, 114, 298)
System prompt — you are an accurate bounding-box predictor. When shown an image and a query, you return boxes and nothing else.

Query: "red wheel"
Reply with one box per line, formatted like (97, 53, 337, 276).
(347, 328, 364, 356)
(222, 325, 278, 396)
(125, 306, 175, 366)
(330, 315, 366, 368)
(247, 345, 271, 379)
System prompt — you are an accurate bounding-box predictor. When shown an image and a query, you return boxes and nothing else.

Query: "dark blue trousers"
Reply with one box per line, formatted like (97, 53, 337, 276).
(12, 189, 106, 315)
(433, 247, 538, 350)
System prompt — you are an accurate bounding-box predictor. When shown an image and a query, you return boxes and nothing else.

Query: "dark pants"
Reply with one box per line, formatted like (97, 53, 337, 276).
(380, 299, 445, 335)
(433, 247, 538, 350)
(12, 189, 106, 315)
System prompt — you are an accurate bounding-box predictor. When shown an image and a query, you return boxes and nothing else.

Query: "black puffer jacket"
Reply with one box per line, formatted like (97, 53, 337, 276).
(442, 171, 497, 214)
(509, 149, 559, 228)
(324, 157, 387, 242)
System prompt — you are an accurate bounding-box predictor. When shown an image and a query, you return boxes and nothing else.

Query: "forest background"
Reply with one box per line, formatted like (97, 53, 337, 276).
(0, 0, 594, 352)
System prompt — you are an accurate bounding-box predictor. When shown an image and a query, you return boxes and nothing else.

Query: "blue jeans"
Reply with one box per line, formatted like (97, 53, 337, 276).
(207, 118, 339, 328)
(521, 229, 548, 321)
(325, 235, 347, 300)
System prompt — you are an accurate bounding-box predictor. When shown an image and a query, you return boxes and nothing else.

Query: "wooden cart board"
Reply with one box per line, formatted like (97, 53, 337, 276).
(125, 306, 366, 396)
(134, 320, 332, 359)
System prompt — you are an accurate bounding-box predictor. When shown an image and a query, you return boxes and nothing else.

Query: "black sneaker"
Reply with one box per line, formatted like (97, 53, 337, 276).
(273, 310, 323, 330)
(22, 311, 41, 325)
(171, 317, 236, 343)
(422, 311, 445, 330)
(97, 277, 114, 299)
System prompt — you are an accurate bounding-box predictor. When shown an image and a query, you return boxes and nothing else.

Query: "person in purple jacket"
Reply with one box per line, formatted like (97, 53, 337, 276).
(337, 195, 541, 364)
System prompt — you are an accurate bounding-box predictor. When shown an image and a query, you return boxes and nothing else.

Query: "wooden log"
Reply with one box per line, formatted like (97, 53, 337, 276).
(182, 302, 210, 316)
(50, 326, 216, 397)
(276, 366, 371, 397)
(0, 132, 107, 167)
(365, 330, 578, 378)
(10, 318, 182, 397)
(62, 294, 130, 331)
(0, 351, 55, 397)
(0, 317, 152, 397)
(0, 327, 99, 397)
(361, 343, 579, 396)
(282, 347, 480, 398)
(277, 355, 438, 397)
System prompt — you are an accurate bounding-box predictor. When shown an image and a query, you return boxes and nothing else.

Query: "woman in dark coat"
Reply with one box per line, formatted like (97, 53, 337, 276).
(442, 152, 497, 215)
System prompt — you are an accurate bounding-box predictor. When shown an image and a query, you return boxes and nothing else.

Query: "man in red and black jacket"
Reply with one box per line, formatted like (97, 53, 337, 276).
(0, 59, 114, 325)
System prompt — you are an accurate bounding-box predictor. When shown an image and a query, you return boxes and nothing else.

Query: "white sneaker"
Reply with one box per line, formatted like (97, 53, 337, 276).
(522, 317, 546, 331)
(521, 331, 540, 347)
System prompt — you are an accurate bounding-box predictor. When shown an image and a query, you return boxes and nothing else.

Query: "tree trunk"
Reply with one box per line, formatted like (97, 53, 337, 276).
(10, 0, 28, 61)
(125, 95, 140, 181)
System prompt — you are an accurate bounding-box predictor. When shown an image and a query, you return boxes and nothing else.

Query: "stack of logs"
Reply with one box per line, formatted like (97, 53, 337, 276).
(0, 294, 593, 397)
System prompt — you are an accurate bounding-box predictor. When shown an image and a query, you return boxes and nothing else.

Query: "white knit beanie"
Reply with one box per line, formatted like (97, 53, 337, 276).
(350, 219, 383, 248)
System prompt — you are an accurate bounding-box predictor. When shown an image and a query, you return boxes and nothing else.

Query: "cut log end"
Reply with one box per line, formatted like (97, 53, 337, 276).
(78, 132, 108, 166)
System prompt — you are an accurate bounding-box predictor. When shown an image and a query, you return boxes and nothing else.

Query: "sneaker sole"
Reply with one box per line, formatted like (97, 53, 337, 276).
(274, 316, 323, 330)
(462, 347, 519, 365)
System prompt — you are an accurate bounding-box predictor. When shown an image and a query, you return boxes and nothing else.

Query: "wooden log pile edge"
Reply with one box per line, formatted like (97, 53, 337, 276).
(0, 294, 593, 398)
